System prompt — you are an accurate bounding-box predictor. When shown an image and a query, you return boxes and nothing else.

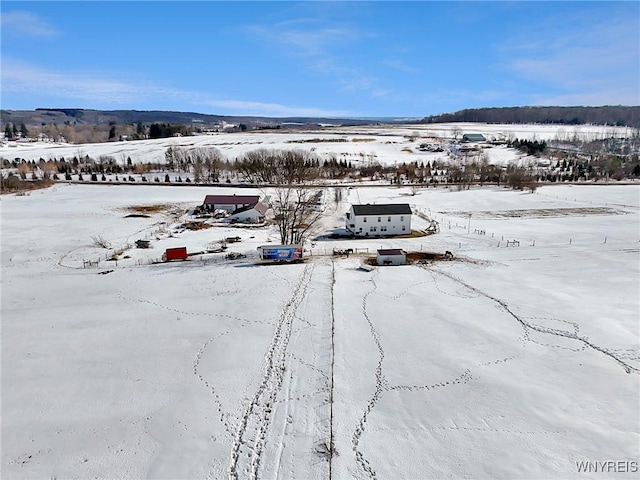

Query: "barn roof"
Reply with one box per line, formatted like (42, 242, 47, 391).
(352, 203, 412, 216)
(203, 194, 260, 205)
(462, 133, 486, 142)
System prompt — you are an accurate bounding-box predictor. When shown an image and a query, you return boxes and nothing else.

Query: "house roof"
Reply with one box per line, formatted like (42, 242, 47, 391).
(203, 194, 259, 205)
(231, 202, 268, 216)
(352, 203, 412, 216)
(377, 249, 405, 256)
(254, 202, 269, 215)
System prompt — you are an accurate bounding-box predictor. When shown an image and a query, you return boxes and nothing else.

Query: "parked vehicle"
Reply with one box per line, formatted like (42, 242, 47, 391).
(256, 245, 304, 263)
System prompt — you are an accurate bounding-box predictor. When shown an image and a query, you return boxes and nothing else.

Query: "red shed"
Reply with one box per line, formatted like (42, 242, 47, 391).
(164, 247, 188, 261)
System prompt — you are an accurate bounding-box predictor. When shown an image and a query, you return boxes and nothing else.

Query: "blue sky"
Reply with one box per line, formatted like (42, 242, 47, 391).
(1, 1, 638, 118)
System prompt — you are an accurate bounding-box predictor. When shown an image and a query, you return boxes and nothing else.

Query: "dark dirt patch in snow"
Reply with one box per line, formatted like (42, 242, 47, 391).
(123, 203, 172, 214)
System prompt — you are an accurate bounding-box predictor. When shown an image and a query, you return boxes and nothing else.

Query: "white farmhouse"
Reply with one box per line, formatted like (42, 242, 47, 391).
(227, 202, 268, 223)
(346, 203, 412, 237)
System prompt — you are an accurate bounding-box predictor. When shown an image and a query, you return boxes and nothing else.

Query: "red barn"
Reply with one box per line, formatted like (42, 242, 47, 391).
(164, 247, 188, 261)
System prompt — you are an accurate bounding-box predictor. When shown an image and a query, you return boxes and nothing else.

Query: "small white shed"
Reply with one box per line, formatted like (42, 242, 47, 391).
(376, 249, 406, 266)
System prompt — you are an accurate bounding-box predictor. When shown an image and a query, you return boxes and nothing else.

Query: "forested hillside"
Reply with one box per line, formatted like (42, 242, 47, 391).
(422, 106, 640, 127)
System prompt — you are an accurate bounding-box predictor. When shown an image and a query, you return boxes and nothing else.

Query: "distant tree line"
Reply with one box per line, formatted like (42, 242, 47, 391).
(148, 123, 192, 139)
(3, 138, 640, 194)
(508, 138, 547, 155)
(421, 106, 640, 128)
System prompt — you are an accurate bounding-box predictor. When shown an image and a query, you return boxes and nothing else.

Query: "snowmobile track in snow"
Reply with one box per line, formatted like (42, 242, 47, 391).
(426, 266, 639, 375)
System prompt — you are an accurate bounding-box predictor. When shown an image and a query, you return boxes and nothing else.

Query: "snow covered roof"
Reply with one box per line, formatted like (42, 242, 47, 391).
(352, 204, 412, 216)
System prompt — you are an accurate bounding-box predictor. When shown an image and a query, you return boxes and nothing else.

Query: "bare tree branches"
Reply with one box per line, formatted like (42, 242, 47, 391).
(272, 187, 324, 245)
(237, 148, 318, 184)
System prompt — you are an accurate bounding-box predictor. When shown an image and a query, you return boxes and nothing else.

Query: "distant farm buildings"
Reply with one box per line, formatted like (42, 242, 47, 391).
(462, 133, 486, 142)
(346, 203, 412, 237)
(202, 194, 268, 223)
(202, 194, 260, 213)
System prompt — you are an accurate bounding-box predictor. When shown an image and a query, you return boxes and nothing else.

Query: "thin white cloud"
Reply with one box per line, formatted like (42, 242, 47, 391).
(530, 88, 640, 108)
(200, 99, 349, 118)
(420, 88, 510, 107)
(503, 8, 639, 105)
(1, 11, 59, 36)
(244, 18, 389, 98)
(382, 59, 420, 74)
(1, 59, 348, 117)
(2, 60, 143, 103)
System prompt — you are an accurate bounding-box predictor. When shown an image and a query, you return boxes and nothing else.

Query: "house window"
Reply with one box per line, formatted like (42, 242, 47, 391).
(378, 216, 381, 222)
(402, 226, 406, 231)
(388, 217, 391, 222)
(370, 226, 377, 232)
(363, 217, 367, 223)
(381, 226, 387, 232)
(400, 216, 404, 221)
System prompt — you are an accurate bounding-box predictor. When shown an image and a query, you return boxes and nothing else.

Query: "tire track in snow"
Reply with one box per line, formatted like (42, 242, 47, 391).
(227, 264, 315, 480)
(425, 266, 639, 375)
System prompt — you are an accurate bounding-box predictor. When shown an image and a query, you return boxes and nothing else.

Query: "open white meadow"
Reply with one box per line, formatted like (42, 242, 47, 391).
(2, 122, 635, 168)
(2, 182, 639, 479)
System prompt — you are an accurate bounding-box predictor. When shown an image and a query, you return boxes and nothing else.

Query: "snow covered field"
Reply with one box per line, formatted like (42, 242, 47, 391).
(2, 182, 639, 479)
(2, 122, 635, 168)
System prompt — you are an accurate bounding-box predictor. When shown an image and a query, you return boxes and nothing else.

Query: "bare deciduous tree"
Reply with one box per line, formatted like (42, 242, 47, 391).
(254, 149, 325, 244)
(505, 164, 537, 192)
(272, 186, 324, 245)
(450, 125, 462, 142)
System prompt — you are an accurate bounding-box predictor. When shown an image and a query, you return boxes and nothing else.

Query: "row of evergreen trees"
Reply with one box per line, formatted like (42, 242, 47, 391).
(4, 122, 29, 138)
